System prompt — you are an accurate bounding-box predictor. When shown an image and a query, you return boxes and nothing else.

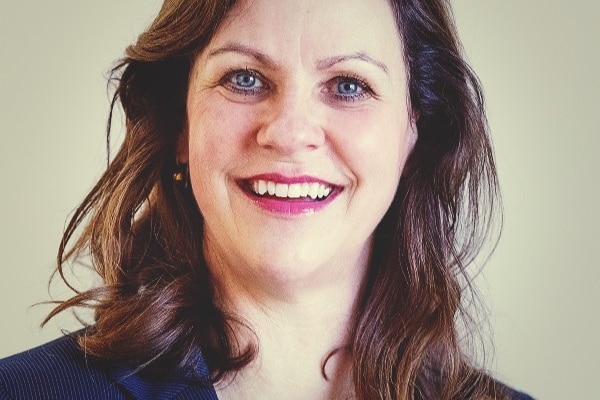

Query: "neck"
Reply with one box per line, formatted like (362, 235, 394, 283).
(213, 289, 358, 399)
(206, 243, 369, 399)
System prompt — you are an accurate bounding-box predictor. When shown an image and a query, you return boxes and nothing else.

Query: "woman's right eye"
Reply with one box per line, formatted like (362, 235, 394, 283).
(221, 69, 267, 96)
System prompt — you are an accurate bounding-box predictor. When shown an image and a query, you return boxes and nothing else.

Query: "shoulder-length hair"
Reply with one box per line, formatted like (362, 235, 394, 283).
(47, 0, 506, 399)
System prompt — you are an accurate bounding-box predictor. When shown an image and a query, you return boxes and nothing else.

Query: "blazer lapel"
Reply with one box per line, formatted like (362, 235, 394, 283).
(107, 361, 218, 400)
(172, 383, 219, 400)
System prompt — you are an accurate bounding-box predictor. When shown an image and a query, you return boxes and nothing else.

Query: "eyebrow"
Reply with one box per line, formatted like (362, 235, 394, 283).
(208, 43, 280, 69)
(316, 52, 389, 75)
(208, 43, 389, 75)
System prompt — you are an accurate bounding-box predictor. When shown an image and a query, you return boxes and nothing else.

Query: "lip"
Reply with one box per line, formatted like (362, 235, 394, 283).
(237, 173, 342, 215)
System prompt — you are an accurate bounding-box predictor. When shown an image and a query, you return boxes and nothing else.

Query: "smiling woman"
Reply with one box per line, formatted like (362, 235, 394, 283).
(0, 0, 533, 399)
(183, 1, 416, 307)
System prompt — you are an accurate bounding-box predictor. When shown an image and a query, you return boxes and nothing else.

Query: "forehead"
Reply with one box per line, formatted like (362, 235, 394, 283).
(207, 0, 403, 67)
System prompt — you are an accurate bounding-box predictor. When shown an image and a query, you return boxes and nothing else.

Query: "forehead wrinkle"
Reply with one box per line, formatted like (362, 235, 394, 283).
(207, 43, 282, 70)
(316, 52, 389, 75)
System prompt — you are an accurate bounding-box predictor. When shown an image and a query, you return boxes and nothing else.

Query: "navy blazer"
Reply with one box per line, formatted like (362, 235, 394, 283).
(0, 334, 534, 400)
(0, 334, 217, 400)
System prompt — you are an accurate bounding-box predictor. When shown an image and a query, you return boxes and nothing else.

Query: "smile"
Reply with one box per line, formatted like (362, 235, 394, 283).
(250, 179, 333, 200)
(239, 174, 341, 215)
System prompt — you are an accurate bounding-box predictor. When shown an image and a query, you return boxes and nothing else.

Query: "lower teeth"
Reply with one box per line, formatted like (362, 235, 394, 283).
(256, 193, 327, 201)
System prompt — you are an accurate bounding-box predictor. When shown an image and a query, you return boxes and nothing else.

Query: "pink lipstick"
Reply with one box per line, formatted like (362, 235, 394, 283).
(239, 173, 341, 215)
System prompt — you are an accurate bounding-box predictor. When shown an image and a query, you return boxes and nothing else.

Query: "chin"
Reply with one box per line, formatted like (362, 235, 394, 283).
(247, 249, 333, 285)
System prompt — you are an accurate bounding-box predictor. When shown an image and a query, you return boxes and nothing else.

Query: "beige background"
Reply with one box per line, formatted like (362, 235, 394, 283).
(1, 1, 598, 399)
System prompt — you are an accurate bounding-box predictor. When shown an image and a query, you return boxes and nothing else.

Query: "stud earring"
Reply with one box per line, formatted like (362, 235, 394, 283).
(173, 161, 189, 188)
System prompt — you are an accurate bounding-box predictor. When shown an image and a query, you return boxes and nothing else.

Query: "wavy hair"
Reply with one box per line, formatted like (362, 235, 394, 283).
(46, 0, 506, 398)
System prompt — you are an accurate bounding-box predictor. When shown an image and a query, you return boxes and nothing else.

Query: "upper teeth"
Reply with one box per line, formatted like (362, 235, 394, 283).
(251, 180, 332, 199)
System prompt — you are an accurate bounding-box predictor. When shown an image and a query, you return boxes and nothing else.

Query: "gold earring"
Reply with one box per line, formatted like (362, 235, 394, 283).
(173, 161, 189, 188)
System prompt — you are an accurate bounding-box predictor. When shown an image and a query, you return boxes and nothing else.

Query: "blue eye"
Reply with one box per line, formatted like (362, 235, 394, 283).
(222, 69, 266, 96)
(233, 72, 261, 88)
(325, 75, 373, 103)
(337, 80, 361, 95)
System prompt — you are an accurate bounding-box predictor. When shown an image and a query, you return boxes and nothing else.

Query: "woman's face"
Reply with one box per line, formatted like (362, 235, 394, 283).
(182, 0, 416, 288)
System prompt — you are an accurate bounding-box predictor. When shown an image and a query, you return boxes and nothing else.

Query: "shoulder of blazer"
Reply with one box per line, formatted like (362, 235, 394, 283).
(511, 390, 536, 400)
(0, 333, 123, 400)
(0, 333, 218, 400)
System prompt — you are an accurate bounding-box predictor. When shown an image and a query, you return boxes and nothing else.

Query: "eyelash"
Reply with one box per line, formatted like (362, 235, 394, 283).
(325, 74, 374, 103)
(219, 69, 375, 102)
(220, 68, 269, 96)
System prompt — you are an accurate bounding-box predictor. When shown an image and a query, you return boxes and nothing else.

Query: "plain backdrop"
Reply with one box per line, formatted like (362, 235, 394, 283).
(1, 1, 598, 399)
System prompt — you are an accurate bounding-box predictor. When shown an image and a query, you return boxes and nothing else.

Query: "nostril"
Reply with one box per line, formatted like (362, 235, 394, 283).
(256, 119, 325, 153)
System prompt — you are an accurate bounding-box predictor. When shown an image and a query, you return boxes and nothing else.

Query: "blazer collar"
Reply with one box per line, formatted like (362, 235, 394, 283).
(107, 354, 218, 400)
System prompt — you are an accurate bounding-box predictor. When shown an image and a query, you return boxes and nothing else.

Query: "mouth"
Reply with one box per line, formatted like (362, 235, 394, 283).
(237, 174, 341, 214)
(247, 179, 334, 201)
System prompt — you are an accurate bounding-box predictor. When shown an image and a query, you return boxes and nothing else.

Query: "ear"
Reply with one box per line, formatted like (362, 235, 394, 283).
(400, 111, 419, 177)
(176, 126, 189, 164)
(406, 110, 419, 155)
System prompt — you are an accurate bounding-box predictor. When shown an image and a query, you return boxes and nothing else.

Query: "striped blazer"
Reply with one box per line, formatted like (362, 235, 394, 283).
(0, 334, 217, 400)
(0, 334, 535, 399)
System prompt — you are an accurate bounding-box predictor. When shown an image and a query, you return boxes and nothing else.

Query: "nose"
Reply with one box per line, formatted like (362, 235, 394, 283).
(256, 92, 325, 155)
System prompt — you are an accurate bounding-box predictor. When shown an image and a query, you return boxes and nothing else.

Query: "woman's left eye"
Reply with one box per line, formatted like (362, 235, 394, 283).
(325, 76, 373, 102)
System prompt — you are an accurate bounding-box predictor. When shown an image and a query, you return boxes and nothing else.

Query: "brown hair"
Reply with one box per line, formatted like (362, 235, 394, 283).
(46, 0, 507, 398)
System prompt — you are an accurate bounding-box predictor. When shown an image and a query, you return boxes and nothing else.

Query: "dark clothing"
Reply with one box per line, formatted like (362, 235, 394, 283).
(0, 334, 534, 399)
(0, 334, 217, 400)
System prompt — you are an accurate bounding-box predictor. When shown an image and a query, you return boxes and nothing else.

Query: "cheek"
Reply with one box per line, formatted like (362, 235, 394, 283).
(186, 102, 235, 206)
(186, 97, 254, 168)
(330, 109, 409, 182)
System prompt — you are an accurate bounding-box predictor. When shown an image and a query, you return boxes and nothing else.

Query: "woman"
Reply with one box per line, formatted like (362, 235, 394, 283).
(0, 0, 534, 399)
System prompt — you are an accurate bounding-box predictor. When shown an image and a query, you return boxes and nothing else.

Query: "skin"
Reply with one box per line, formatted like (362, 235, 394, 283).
(179, 0, 417, 397)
